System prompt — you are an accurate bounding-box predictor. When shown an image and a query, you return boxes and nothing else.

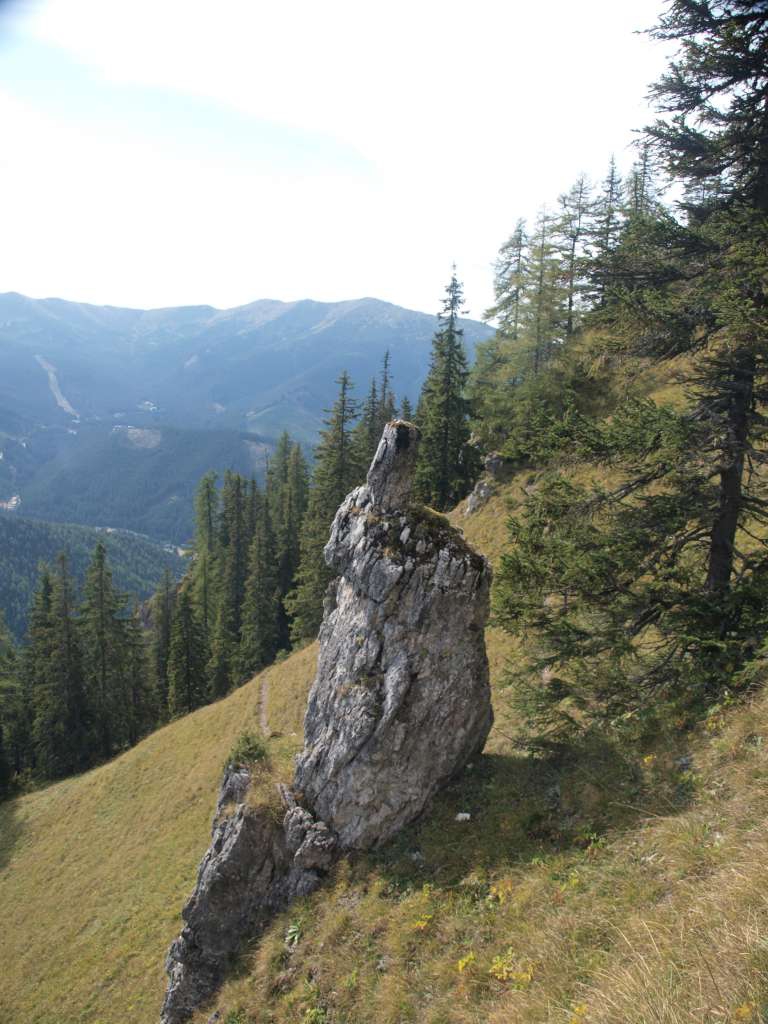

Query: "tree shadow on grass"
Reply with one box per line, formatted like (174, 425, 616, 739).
(0, 794, 24, 871)
(365, 734, 697, 891)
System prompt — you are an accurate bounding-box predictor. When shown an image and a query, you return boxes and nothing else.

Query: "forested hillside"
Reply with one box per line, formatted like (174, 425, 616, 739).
(0, 516, 182, 639)
(14, 424, 271, 544)
(1, 1, 768, 1022)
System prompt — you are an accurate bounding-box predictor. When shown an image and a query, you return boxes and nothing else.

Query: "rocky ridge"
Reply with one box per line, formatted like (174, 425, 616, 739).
(161, 421, 493, 1023)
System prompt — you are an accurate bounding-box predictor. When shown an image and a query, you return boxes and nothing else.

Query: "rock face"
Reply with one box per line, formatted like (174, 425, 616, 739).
(294, 420, 493, 849)
(161, 420, 492, 1022)
(161, 783, 325, 1024)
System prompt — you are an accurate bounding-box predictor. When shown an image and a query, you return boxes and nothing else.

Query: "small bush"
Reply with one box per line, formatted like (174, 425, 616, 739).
(225, 730, 268, 770)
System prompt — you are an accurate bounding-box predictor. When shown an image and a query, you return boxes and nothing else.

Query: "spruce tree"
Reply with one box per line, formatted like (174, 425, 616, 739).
(151, 568, 176, 718)
(123, 604, 153, 745)
(378, 350, 397, 428)
(192, 471, 219, 643)
(588, 156, 625, 305)
(399, 395, 414, 422)
(33, 553, 88, 778)
(237, 498, 279, 680)
(413, 271, 476, 510)
(80, 542, 127, 760)
(167, 588, 206, 716)
(18, 568, 53, 776)
(287, 372, 361, 642)
(0, 613, 16, 794)
(352, 376, 381, 470)
(208, 472, 248, 694)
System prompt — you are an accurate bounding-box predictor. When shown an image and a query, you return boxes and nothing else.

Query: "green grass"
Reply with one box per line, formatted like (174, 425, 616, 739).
(4, 461, 768, 1023)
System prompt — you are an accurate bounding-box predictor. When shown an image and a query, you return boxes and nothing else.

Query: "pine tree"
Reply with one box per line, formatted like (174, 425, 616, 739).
(167, 588, 206, 716)
(80, 542, 128, 760)
(413, 271, 477, 510)
(399, 395, 414, 422)
(287, 372, 362, 642)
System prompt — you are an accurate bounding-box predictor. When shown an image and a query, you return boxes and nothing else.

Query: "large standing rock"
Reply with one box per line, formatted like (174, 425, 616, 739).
(294, 420, 493, 849)
(161, 420, 493, 1022)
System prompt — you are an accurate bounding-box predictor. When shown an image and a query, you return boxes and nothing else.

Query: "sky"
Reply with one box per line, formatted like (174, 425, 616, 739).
(0, 0, 670, 319)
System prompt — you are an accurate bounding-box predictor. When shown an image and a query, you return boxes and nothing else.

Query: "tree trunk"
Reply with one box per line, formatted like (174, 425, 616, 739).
(705, 351, 755, 593)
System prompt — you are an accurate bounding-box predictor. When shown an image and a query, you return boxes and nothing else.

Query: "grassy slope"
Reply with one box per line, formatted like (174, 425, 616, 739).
(2, 467, 768, 1023)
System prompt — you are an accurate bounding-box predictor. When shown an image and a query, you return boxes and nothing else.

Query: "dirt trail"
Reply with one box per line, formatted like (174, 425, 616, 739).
(259, 674, 270, 737)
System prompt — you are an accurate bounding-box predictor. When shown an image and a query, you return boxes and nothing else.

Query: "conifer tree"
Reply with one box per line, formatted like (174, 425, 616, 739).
(378, 350, 397, 428)
(80, 542, 127, 760)
(522, 208, 566, 373)
(208, 471, 248, 695)
(399, 395, 414, 422)
(0, 613, 16, 793)
(287, 372, 361, 642)
(167, 588, 206, 716)
(152, 568, 176, 718)
(237, 498, 279, 680)
(413, 271, 476, 510)
(33, 553, 88, 778)
(484, 218, 528, 340)
(352, 376, 381, 470)
(588, 156, 625, 305)
(123, 603, 153, 746)
(192, 471, 218, 642)
(555, 175, 592, 337)
(495, 0, 768, 742)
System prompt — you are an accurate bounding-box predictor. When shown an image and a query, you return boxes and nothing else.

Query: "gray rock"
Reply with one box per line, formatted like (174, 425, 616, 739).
(161, 419, 493, 1021)
(214, 764, 251, 820)
(161, 805, 321, 1024)
(294, 420, 493, 849)
(464, 478, 494, 515)
(484, 451, 514, 482)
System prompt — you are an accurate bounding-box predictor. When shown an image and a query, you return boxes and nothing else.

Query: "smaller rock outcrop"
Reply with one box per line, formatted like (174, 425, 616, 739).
(161, 781, 325, 1024)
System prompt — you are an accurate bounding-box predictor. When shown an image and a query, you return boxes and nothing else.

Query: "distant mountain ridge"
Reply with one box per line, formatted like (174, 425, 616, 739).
(0, 291, 492, 541)
(0, 291, 492, 438)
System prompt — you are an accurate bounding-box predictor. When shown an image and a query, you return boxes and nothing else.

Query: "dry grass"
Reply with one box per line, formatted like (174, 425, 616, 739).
(0, 649, 315, 1024)
(5, 457, 768, 1024)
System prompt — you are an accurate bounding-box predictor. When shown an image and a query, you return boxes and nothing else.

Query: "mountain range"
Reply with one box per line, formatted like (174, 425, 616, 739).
(0, 292, 492, 542)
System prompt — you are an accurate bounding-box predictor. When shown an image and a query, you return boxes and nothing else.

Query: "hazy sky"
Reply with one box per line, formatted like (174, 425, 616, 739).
(0, 0, 670, 318)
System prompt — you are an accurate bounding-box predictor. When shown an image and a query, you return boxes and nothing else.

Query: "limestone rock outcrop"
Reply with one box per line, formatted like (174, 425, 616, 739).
(294, 420, 493, 849)
(161, 420, 492, 1022)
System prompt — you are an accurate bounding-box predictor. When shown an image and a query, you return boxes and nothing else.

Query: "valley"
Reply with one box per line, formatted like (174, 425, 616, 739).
(0, 291, 491, 543)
